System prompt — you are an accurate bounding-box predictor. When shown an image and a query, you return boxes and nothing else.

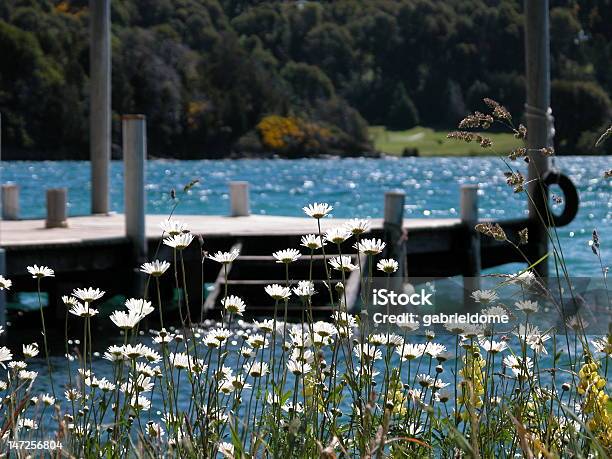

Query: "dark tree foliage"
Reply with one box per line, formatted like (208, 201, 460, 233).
(0, 0, 609, 158)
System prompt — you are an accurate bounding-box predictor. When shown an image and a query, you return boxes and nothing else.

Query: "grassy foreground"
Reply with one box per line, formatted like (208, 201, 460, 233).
(369, 125, 523, 156)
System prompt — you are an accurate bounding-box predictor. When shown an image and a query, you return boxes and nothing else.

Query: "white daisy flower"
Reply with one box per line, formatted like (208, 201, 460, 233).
(515, 300, 539, 314)
(163, 233, 194, 250)
(354, 238, 386, 255)
(377, 258, 398, 273)
(324, 227, 351, 245)
(69, 302, 99, 317)
(471, 289, 498, 304)
(209, 249, 240, 264)
(0, 346, 13, 367)
(245, 361, 269, 378)
(0, 275, 12, 290)
(23, 343, 39, 358)
(300, 234, 325, 250)
(479, 339, 508, 354)
(293, 280, 316, 297)
(140, 260, 171, 277)
(272, 248, 301, 263)
(396, 343, 426, 360)
(27, 265, 54, 278)
(328, 256, 357, 272)
(159, 219, 189, 236)
(72, 287, 105, 302)
(303, 202, 332, 219)
(218, 442, 235, 458)
(344, 218, 370, 235)
(222, 295, 246, 316)
(264, 284, 291, 300)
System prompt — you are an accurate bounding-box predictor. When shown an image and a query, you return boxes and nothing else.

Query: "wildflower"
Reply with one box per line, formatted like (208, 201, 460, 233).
(72, 287, 105, 302)
(69, 302, 99, 317)
(247, 334, 268, 349)
(254, 319, 276, 333)
(264, 284, 291, 300)
(344, 218, 370, 235)
(479, 339, 508, 354)
(328, 256, 357, 272)
(27, 265, 54, 278)
(18, 370, 38, 381)
(125, 298, 154, 316)
(40, 393, 55, 406)
(503, 355, 533, 379)
(206, 328, 232, 344)
(163, 233, 194, 250)
(324, 227, 351, 245)
(272, 248, 301, 263)
(0, 347, 13, 367)
(300, 234, 325, 250)
(147, 421, 165, 440)
(313, 322, 337, 338)
(131, 395, 151, 411)
(566, 315, 588, 331)
(23, 343, 39, 358)
(65, 389, 80, 401)
(8, 361, 27, 370)
(218, 442, 235, 458)
(417, 374, 436, 388)
(159, 219, 189, 236)
(515, 300, 539, 314)
(140, 260, 171, 277)
(354, 344, 382, 362)
(110, 310, 143, 329)
(222, 295, 246, 316)
(0, 275, 11, 290)
(287, 359, 311, 375)
(209, 249, 240, 264)
(471, 289, 498, 304)
(246, 362, 269, 378)
(425, 342, 447, 358)
(62, 295, 79, 306)
(355, 238, 386, 255)
(293, 280, 316, 297)
(17, 418, 37, 430)
(303, 202, 332, 219)
(377, 259, 398, 274)
(592, 337, 612, 356)
(396, 343, 426, 361)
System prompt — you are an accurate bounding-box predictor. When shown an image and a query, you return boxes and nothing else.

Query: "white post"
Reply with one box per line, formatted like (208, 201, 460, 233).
(46, 188, 68, 228)
(123, 115, 147, 274)
(461, 185, 481, 306)
(524, 0, 553, 277)
(1, 184, 19, 220)
(230, 181, 250, 216)
(383, 191, 406, 283)
(90, 0, 111, 214)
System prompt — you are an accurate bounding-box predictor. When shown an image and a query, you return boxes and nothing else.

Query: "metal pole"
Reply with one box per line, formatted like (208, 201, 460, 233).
(524, 0, 553, 277)
(90, 0, 111, 214)
(123, 115, 147, 294)
(461, 185, 481, 306)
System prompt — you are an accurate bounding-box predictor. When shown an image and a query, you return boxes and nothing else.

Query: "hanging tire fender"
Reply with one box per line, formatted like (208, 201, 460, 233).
(542, 170, 579, 227)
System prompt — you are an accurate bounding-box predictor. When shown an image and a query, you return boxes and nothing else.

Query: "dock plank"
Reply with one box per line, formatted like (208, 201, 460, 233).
(0, 214, 461, 248)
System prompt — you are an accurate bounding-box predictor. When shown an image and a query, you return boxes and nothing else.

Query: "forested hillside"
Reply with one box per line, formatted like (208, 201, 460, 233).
(0, 0, 610, 158)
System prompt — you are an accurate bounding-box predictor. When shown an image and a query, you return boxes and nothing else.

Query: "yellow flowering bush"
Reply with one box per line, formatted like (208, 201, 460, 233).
(256, 115, 332, 154)
(578, 360, 612, 449)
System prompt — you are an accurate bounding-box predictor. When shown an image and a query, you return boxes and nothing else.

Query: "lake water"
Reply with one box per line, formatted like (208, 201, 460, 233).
(1, 156, 609, 275)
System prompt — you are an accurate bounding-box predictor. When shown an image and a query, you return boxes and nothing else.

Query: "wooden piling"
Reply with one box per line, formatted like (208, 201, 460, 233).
(524, 0, 553, 277)
(230, 181, 250, 216)
(46, 188, 68, 228)
(461, 185, 481, 306)
(90, 0, 111, 214)
(1, 184, 19, 221)
(383, 191, 406, 287)
(123, 115, 147, 295)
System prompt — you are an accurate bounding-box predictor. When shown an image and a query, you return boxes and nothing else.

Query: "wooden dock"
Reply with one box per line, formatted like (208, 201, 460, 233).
(0, 212, 526, 324)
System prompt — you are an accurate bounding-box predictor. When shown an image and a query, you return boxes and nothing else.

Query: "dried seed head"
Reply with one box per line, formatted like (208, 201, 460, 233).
(509, 147, 527, 161)
(514, 124, 527, 139)
(518, 228, 528, 245)
(475, 222, 506, 241)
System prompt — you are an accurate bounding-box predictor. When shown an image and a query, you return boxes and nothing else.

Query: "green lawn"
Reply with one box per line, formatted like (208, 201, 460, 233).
(369, 125, 522, 156)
